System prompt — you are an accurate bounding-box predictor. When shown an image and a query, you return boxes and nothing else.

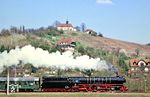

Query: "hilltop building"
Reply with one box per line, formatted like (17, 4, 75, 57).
(56, 21, 77, 31)
(85, 29, 97, 36)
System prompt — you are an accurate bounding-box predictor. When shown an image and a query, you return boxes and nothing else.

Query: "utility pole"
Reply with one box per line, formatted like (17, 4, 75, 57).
(6, 67, 9, 95)
(144, 74, 147, 93)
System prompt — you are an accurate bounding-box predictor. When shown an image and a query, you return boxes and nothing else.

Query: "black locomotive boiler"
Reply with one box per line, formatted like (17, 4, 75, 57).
(41, 76, 128, 92)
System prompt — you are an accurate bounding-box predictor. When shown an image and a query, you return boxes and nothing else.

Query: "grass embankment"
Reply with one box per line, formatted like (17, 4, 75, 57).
(0, 93, 150, 97)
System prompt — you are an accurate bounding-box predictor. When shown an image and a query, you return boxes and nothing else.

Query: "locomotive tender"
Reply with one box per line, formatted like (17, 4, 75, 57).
(0, 76, 128, 92)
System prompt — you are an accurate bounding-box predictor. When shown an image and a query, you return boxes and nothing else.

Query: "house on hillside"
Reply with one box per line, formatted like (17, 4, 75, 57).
(9, 65, 25, 77)
(128, 59, 150, 77)
(57, 21, 76, 31)
(85, 29, 97, 36)
(57, 38, 76, 52)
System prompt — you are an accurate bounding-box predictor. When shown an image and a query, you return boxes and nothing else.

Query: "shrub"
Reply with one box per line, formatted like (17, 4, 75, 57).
(0, 45, 5, 52)
(118, 53, 129, 72)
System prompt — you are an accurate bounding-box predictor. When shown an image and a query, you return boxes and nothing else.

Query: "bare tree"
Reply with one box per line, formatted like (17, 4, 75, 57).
(135, 48, 140, 56)
(75, 26, 81, 32)
(10, 26, 18, 33)
(81, 23, 86, 32)
(53, 20, 61, 27)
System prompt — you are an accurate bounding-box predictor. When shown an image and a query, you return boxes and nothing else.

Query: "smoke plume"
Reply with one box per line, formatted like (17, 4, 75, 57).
(0, 45, 115, 72)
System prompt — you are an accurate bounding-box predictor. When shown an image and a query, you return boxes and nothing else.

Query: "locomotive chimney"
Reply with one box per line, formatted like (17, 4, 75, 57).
(115, 71, 119, 76)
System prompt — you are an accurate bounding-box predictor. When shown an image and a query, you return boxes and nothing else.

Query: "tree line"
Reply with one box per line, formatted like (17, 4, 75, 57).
(0, 20, 103, 37)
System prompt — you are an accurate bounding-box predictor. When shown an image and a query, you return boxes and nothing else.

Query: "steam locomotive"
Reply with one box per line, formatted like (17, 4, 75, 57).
(41, 76, 128, 92)
(0, 76, 128, 92)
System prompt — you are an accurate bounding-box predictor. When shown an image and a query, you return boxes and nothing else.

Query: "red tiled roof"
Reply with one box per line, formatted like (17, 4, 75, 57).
(57, 23, 73, 27)
(129, 59, 150, 66)
(129, 59, 139, 66)
(129, 59, 139, 64)
(144, 59, 150, 63)
(57, 38, 76, 45)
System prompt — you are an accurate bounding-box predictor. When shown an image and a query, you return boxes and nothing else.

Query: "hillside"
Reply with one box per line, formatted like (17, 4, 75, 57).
(1, 31, 150, 92)
(0, 31, 150, 56)
(147, 43, 150, 46)
(73, 33, 150, 56)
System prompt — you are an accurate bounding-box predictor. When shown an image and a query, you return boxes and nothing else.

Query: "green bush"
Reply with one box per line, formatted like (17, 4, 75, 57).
(71, 32, 78, 36)
(118, 53, 129, 72)
(0, 45, 11, 52)
(0, 45, 5, 52)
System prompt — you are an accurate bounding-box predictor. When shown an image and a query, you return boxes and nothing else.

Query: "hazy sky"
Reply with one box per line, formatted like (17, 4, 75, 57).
(0, 0, 149, 44)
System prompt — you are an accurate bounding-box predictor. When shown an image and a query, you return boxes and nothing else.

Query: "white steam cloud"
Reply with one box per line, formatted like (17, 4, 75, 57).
(0, 45, 113, 72)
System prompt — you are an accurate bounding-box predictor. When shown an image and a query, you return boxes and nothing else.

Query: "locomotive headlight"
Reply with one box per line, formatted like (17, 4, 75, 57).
(144, 68, 149, 72)
(75, 80, 79, 83)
